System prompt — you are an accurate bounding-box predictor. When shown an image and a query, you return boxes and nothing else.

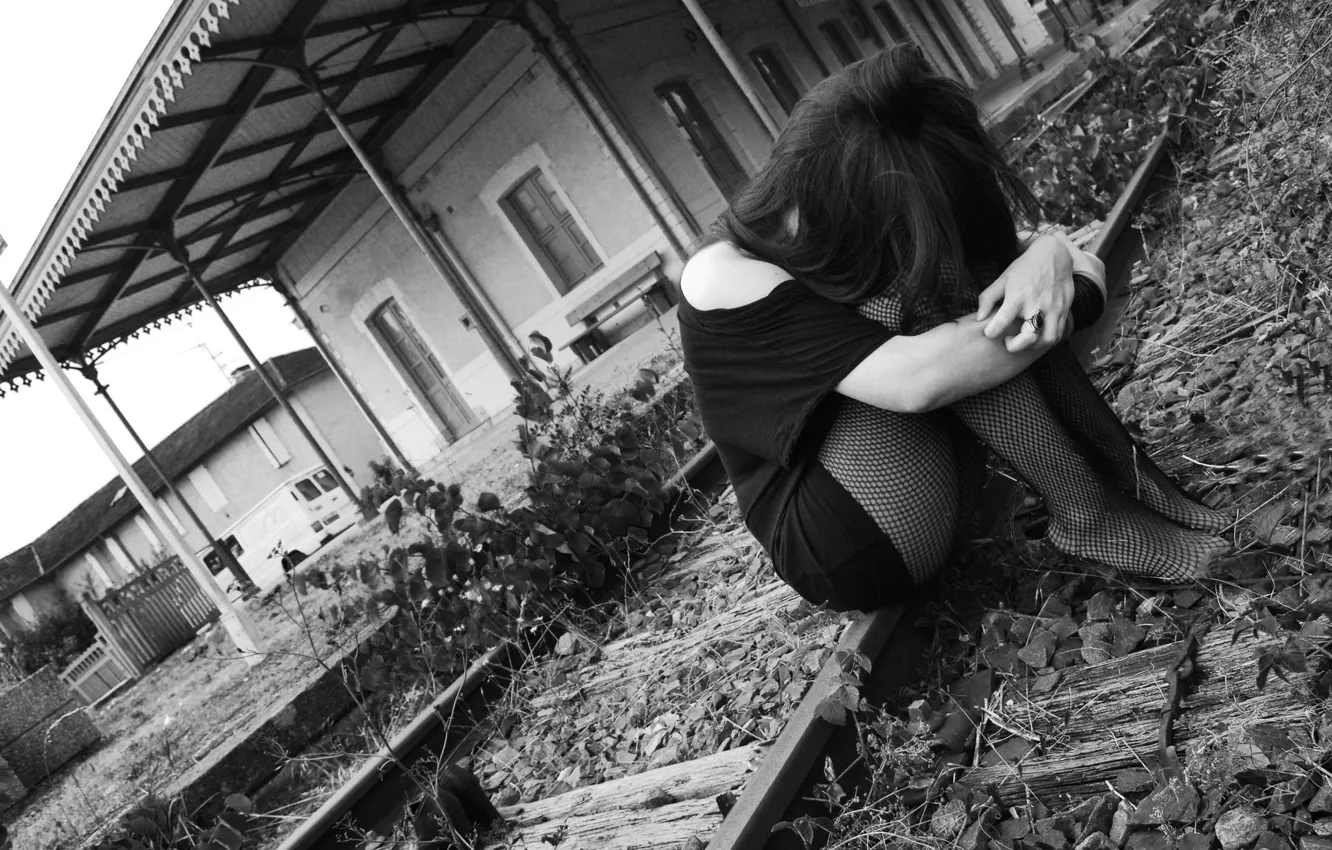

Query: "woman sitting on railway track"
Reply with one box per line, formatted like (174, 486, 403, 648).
(678, 44, 1231, 612)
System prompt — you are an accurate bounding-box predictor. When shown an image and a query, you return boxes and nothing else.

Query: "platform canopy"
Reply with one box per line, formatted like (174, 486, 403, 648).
(0, 0, 519, 395)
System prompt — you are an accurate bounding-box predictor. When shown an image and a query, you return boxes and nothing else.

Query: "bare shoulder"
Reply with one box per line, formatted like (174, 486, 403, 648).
(681, 241, 792, 311)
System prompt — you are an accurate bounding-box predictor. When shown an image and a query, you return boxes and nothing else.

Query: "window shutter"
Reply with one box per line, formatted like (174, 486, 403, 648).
(156, 496, 187, 534)
(84, 551, 114, 590)
(135, 514, 163, 549)
(249, 417, 292, 468)
(188, 466, 229, 511)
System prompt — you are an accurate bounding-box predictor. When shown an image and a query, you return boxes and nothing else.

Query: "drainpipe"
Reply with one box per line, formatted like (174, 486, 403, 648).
(169, 239, 376, 522)
(532, 0, 702, 245)
(518, 7, 695, 263)
(299, 66, 528, 382)
(0, 276, 267, 664)
(410, 207, 528, 361)
(270, 270, 418, 477)
(778, 0, 831, 78)
(77, 361, 257, 595)
(677, 0, 783, 139)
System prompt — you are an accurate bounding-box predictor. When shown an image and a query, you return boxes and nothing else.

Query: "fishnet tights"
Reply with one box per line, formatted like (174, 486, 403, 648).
(818, 281, 1225, 584)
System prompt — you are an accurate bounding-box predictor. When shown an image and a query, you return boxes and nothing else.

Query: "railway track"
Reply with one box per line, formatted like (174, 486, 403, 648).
(270, 127, 1178, 850)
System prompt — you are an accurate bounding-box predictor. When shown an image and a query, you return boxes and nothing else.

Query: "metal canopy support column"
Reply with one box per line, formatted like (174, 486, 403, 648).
(978, 0, 1035, 74)
(77, 362, 258, 594)
(678, 0, 783, 140)
(271, 270, 418, 477)
(0, 280, 267, 665)
(302, 73, 527, 382)
(169, 242, 375, 522)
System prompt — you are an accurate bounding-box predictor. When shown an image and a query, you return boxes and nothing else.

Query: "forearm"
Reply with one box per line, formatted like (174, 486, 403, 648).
(838, 313, 1048, 413)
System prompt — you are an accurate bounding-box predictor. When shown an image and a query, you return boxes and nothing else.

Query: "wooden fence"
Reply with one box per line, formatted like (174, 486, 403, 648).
(59, 635, 133, 706)
(59, 559, 219, 701)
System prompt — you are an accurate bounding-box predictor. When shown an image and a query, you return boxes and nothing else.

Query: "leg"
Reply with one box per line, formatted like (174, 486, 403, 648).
(945, 369, 1228, 581)
(1030, 345, 1230, 533)
(817, 400, 979, 584)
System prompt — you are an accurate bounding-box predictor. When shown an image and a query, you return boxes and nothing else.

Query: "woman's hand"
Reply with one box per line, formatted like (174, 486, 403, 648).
(975, 234, 1074, 352)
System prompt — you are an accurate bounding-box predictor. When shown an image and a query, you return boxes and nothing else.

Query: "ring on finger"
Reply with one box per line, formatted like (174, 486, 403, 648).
(1023, 311, 1044, 333)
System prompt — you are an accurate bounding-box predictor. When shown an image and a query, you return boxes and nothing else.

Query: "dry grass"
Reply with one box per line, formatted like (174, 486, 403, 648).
(470, 492, 846, 807)
(4, 580, 376, 850)
(6, 326, 687, 849)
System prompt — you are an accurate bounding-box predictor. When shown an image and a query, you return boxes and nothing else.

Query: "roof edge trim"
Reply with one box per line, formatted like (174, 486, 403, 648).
(0, 0, 245, 375)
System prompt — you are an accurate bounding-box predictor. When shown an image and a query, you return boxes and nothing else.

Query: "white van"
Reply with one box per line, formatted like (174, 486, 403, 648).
(201, 465, 358, 595)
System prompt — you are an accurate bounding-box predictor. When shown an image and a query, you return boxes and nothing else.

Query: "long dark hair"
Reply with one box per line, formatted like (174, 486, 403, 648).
(713, 44, 1040, 316)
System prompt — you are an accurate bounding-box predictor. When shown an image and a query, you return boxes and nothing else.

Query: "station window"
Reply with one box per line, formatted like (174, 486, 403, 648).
(819, 19, 863, 67)
(502, 169, 601, 292)
(749, 46, 802, 114)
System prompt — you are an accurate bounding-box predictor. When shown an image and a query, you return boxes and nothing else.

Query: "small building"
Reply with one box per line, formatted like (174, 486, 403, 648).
(0, 348, 380, 638)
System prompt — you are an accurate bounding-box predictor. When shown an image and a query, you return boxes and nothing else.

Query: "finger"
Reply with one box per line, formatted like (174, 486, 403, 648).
(1006, 327, 1038, 353)
(985, 297, 1022, 339)
(976, 278, 1005, 321)
(1043, 311, 1062, 346)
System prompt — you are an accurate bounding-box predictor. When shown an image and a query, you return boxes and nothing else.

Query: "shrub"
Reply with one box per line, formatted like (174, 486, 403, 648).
(298, 362, 706, 694)
(9, 599, 98, 676)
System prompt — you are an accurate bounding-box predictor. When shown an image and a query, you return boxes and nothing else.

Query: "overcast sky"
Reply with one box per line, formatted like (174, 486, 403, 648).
(0, 3, 313, 557)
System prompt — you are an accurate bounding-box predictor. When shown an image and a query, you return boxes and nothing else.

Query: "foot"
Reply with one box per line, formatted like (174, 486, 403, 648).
(1126, 471, 1233, 535)
(1049, 497, 1231, 581)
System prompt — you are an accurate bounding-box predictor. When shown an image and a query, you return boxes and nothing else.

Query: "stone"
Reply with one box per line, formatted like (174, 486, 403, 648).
(1216, 808, 1266, 850)
(1255, 831, 1294, 850)
(1002, 816, 1034, 841)
(1308, 783, 1332, 815)
(1079, 622, 1113, 644)
(983, 643, 1024, 675)
(1019, 630, 1059, 669)
(1033, 671, 1062, 696)
(1039, 596, 1072, 620)
(1179, 834, 1213, 850)
(1130, 779, 1202, 826)
(1111, 802, 1133, 846)
(1086, 591, 1118, 621)
(1053, 637, 1085, 670)
(1114, 770, 1158, 795)
(1076, 833, 1118, 850)
(960, 817, 994, 850)
(1301, 839, 1332, 850)
(1110, 618, 1148, 657)
(1127, 830, 1174, 850)
(1031, 830, 1071, 850)
(1051, 614, 1080, 641)
(1069, 795, 1117, 840)
(933, 799, 971, 839)
(1270, 777, 1319, 813)
(1313, 820, 1332, 838)
(1082, 640, 1115, 665)
(1269, 814, 1314, 836)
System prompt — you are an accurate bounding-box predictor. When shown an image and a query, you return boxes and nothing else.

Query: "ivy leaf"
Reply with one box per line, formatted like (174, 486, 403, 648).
(477, 492, 502, 512)
(600, 499, 640, 537)
(817, 694, 848, 726)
